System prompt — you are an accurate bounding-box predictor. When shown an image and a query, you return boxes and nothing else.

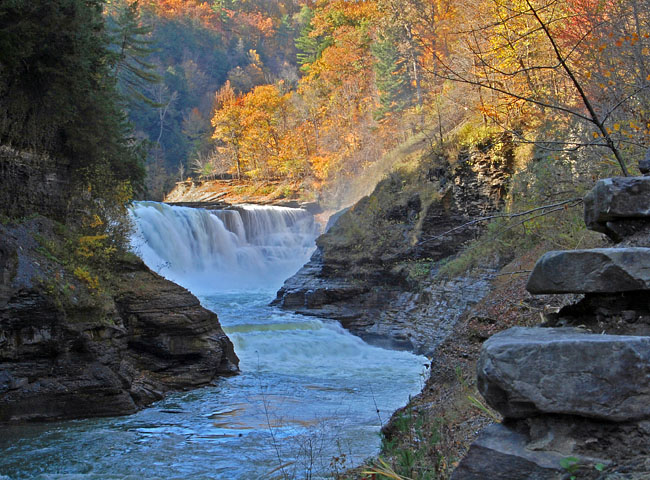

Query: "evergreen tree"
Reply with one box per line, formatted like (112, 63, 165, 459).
(0, 0, 144, 193)
(372, 31, 415, 119)
(107, 0, 161, 106)
(295, 6, 332, 73)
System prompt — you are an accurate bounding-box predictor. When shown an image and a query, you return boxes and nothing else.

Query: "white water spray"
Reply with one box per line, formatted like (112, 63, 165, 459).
(0, 202, 429, 479)
(129, 202, 320, 292)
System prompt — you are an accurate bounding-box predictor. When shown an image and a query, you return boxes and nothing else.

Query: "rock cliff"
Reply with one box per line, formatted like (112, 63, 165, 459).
(0, 150, 239, 423)
(273, 136, 514, 355)
(452, 174, 650, 479)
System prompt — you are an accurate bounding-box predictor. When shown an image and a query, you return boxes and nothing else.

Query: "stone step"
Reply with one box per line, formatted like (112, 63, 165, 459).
(584, 176, 650, 240)
(526, 247, 650, 294)
(450, 423, 609, 480)
(477, 327, 650, 421)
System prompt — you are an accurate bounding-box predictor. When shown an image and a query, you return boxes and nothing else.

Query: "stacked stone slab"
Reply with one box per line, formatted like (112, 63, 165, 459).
(452, 174, 650, 480)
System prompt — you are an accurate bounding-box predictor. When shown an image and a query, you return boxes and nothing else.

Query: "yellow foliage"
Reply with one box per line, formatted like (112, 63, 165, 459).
(73, 266, 100, 291)
(75, 235, 116, 264)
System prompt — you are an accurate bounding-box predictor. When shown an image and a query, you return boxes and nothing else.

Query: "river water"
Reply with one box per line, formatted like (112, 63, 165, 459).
(0, 203, 427, 479)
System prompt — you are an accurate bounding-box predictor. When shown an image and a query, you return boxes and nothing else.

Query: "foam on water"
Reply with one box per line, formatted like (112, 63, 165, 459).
(0, 202, 428, 479)
(129, 202, 320, 292)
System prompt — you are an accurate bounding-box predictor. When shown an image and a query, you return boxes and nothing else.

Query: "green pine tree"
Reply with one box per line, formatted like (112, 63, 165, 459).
(372, 31, 415, 119)
(0, 0, 145, 197)
(295, 6, 332, 73)
(107, 0, 161, 106)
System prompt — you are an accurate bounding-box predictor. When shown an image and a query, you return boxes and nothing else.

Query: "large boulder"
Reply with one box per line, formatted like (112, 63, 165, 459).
(477, 327, 650, 421)
(526, 248, 650, 294)
(584, 177, 650, 240)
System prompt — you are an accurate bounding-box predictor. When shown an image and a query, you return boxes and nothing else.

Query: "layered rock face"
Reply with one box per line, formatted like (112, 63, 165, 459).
(0, 150, 239, 423)
(453, 174, 650, 479)
(0, 147, 75, 222)
(273, 140, 513, 354)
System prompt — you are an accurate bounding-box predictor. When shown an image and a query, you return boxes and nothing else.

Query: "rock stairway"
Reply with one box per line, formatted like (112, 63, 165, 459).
(452, 172, 650, 479)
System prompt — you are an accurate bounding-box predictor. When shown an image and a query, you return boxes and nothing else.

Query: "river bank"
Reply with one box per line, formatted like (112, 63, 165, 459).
(0, 201, 428, 479)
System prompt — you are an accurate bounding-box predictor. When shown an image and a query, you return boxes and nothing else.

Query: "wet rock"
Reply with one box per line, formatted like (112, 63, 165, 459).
(526, 248, 650, 294)
(584, 177, 650, 241)
(478, 327, 650, 421)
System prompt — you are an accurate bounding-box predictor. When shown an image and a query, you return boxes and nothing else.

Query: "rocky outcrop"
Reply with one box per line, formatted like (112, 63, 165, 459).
(275, 250, 494, 355)
(478, 327, 650, 421)
(164, 178, 322, 213)
(0, 146, 76, 222)
(274, 137, 514, 353)
(526, 248, 650, 293)
(449, 423, 590, 480)
(584, 177, 650, 240)
(453, 171, 650, 479)
(0, 218, 238, 423)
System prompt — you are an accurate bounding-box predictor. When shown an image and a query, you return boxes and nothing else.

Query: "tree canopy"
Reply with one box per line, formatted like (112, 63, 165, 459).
(0, 0, 145, 192)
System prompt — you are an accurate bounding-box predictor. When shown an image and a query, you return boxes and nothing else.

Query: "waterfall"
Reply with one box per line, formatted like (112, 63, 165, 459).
(1, 201, 429, 479)
(129, 201, 321, 292)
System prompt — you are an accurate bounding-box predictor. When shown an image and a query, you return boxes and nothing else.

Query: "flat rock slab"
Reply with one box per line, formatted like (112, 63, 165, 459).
(526, 248, 650, 294)
(584, 177, 650, 239)
(478, 327, 650, 421)
(451, 423, 580, 480)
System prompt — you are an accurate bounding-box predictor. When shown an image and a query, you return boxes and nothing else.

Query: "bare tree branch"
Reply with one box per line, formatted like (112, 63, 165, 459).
(524, 0, 629, 176)
(417, 198, 583, 246)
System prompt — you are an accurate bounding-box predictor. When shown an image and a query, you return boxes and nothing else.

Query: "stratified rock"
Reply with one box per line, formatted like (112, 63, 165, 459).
(0, 219, 238, 423)
(273, 249, 495, 355)
(272, 250, 369, 313)
(0, 146, 75, 222)
(526, 248, 650, 294)
(274, 139, 513, 354)
(584, 177, 650, 240)
(477, 327, 650, 421)
(450, 423, 572, 480)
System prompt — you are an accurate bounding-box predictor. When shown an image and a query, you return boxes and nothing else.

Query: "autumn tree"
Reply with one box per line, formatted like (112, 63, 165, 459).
(211, 81, 246, 179)
(429, 0, 650, 175)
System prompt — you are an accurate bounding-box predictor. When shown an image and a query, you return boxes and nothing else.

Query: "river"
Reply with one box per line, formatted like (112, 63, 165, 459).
(0, 203, 427, 479)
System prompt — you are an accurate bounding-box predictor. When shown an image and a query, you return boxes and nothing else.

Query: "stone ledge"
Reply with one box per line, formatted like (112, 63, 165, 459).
(584, 177, 650, 240)
(478, 327, 650, 421)
(526, 248, 650, 294)
(451, 423, 580, 480)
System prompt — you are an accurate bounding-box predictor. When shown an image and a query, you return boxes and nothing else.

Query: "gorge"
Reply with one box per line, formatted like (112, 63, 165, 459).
(0, 202, 427, 479)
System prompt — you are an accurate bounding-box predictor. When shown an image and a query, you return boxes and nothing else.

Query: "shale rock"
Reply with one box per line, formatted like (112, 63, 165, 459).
(0, 218, 238, 423)
(477, 327, 650, 421)
(450, 423, 576, 480)
(584, 177, 650, 240)
(275, 138, 513, 353)
(526, 248, 650, 294)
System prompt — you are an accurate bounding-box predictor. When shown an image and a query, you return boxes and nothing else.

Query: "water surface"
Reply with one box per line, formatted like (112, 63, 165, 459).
(0, 203, 427, 479)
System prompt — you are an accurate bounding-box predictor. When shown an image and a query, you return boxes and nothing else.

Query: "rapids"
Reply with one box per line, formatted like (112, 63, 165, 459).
(0, 202, 427, 479)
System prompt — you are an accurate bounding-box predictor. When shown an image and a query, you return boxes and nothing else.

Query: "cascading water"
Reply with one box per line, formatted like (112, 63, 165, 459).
(130, 202, 321, 292)
(0, 202, 427, 480)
